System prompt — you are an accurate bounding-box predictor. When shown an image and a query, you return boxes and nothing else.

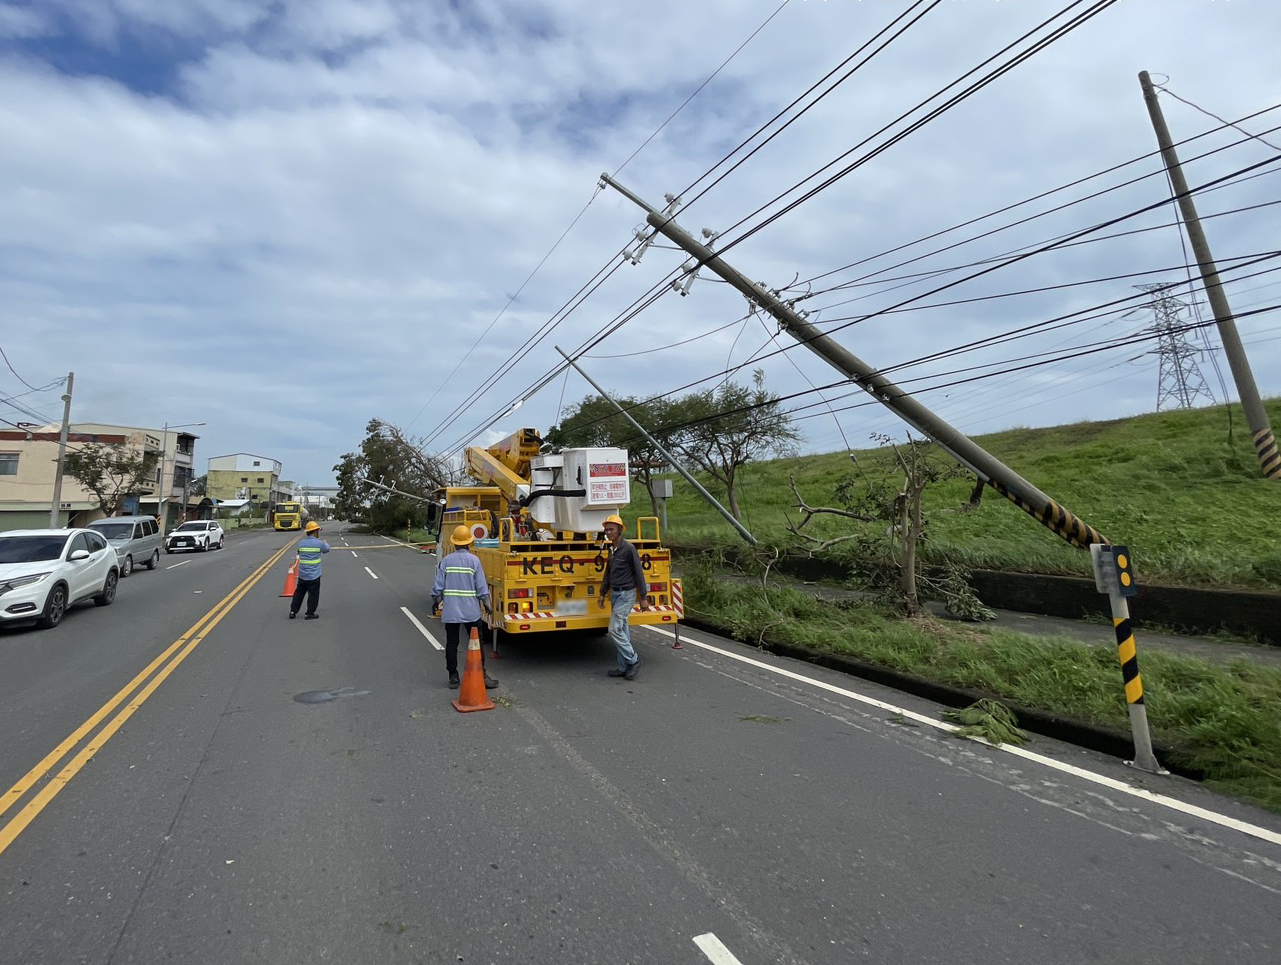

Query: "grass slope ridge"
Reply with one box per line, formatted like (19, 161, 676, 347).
(660, 400, 1281, 590)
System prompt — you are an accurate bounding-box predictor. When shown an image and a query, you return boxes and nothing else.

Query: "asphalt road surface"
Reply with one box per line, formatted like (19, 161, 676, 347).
(2, 524, 1278, 964)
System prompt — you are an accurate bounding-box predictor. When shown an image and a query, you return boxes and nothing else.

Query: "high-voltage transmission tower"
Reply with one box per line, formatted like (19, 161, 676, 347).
(1136, 283, 1215, 411)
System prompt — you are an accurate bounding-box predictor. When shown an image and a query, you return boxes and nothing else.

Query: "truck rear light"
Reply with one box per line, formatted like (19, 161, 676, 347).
(508, 588, 531, 599)
(648, 582, 666, 592)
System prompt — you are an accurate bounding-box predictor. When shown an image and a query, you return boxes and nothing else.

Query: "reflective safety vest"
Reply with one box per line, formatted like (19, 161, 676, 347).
(432, 549, 490, 623)
(296, 537, 330, 579)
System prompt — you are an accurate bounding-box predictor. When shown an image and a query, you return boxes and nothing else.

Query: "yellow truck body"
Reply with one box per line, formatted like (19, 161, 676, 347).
(431, 431, 683, 636)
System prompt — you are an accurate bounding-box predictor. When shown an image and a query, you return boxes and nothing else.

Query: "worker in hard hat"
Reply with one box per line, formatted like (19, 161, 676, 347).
(289, 520, 331, 620)
(430, 524, 499, 690)
(597, 514, 650, 680)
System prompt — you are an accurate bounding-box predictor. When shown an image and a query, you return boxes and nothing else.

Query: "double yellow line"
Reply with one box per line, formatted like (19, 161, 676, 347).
(0, 540, 297, 858)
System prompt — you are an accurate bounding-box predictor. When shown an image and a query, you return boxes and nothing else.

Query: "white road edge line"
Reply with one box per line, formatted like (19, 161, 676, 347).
(693, 933, 744, 965)
(165, 560, 190, 569)
(401, 607, 444, 650)
(646, 627, 1281, 847)
(364, 567, 378, 580)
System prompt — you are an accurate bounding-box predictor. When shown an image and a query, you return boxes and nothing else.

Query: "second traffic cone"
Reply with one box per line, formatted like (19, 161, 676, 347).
(280, 559, 298, 597)
(452, 628, 495, 713)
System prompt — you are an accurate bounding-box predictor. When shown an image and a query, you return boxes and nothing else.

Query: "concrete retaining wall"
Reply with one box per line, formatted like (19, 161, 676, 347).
(673, 545, 1281, 645)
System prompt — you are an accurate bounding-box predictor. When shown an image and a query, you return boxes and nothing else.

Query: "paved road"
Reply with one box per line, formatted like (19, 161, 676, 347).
(2, 525, 1278, 964)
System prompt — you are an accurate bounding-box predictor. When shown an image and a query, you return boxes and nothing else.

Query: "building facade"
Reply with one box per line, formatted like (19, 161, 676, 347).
(0, 423, 203, 531)
(206, 453, 284, 507)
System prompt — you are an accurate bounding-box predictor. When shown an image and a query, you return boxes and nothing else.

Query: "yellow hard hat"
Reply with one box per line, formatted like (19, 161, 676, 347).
(602, 514, 625, 530)
(305, 521, 320, 533)
(451, 524, 475, 546)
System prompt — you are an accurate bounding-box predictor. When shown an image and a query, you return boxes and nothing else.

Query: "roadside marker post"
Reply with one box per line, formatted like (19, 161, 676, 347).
(1091, 544, 1166, 775)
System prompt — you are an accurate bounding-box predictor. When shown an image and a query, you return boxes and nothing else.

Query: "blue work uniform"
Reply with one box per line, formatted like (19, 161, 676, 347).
(431, 547, 492, 676)
(290, 534, 330, 618)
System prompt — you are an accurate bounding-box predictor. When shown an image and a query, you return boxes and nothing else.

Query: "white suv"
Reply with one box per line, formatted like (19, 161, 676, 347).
(0, 529, 119, 629)
(165, 520, 225, 554)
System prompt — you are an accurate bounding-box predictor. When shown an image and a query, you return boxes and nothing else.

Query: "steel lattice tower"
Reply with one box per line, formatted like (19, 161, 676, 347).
(1137, 283, 1216, 411)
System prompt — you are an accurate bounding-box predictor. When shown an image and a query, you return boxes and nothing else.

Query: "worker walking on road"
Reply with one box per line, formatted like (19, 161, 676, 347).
(431, 525, 499, 690)
(598, 514, 649, 680)
(289, 520, 331, 620)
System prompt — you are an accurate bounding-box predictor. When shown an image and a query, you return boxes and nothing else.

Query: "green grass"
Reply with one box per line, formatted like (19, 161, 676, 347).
(652, 400, 1281, 590)
(683, 568, 1281, 813)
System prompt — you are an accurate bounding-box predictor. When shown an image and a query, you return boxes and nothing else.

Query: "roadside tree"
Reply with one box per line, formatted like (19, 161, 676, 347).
(333, 419, 450, 533)
(63, 444, 161, 518)
(672, 369, 800, 521)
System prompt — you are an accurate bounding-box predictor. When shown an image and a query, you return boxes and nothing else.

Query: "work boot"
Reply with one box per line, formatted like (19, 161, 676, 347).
(448, 671, 460, 688)
(288, 611, 297, 619)
(623, 659, 640, 681)
(607, 668, 627, 678)
(304, 614, 319, 620)
(483, 674, 499, 689)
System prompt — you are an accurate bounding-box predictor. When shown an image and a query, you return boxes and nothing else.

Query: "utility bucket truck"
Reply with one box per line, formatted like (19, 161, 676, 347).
(427, 429, 683, 636)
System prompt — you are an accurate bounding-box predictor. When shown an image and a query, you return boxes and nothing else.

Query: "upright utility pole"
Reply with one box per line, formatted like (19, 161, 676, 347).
(599, 173, 1108, 550)
(48, 372, 74, 527)
(1138, 70, 1279, 480)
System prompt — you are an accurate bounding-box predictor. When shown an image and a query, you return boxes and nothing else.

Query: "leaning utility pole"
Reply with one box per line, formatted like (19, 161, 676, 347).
(1138, 70, 1279, 480)
(48, 371, 74, 527)
(598, 174, 1171, 773)
(600, 174, 1108, 550)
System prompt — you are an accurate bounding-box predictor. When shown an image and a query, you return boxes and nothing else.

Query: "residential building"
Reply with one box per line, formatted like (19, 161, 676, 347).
(207, 453, 284, 507)
(0, 423, 205, 531)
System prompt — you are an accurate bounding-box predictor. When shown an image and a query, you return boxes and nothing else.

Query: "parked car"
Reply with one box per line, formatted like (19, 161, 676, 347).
(0, 529, 119, 630)
(88, 516, 162, 577)
(165, 520, 225, 554)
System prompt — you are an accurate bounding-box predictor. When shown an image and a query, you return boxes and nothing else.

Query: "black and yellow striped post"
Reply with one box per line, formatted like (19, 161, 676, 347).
(1091, 545, 1165, 774)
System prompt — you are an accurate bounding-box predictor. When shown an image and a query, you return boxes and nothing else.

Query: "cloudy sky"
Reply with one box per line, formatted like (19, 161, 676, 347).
(2, 0, 1278, 491)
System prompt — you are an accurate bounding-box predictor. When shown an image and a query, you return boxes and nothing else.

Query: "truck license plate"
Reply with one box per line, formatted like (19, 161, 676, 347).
(556, 599, 588, 617)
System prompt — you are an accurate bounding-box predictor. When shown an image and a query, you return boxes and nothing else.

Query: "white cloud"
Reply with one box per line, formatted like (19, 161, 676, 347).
(1, 0, 1279, 489)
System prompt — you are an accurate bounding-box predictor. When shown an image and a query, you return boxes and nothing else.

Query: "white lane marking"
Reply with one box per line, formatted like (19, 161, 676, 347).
(646, 627, 1281, 847)
(350, 551, 358, 557)
(693, 933, 744, 965)
(364, 567, 378, 580)
(401, 607, 444, 650)
(165, 560, 190, 569)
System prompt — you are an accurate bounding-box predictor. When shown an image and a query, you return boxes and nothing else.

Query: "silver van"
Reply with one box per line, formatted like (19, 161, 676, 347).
(87, 516, 162, 577)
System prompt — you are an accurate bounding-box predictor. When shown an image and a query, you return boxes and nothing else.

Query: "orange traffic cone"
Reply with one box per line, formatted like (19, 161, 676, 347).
(452, 628, 495, 713)
(280, 559, 298, 597)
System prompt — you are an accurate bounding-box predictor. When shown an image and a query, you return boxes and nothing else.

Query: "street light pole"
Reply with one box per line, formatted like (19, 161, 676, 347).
(157, 422, 170, 530)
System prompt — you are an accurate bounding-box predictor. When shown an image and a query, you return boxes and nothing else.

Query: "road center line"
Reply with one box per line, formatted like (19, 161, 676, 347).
(645, 627, 1281, 847)
(165, 560, 190, 569)
(693, 933, 745, 965)
(0, 542, 295, 856)
(401, 607, 443, 650)
(364, 567, 378, 579)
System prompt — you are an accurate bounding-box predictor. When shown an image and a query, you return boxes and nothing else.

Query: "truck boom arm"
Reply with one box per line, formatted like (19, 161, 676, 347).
(464, 428, 543, 503)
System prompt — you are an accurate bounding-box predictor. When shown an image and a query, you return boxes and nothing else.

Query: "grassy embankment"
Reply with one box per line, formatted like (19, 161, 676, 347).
(653, 402, 1281, 814)
(659, 399, 1281, 589)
